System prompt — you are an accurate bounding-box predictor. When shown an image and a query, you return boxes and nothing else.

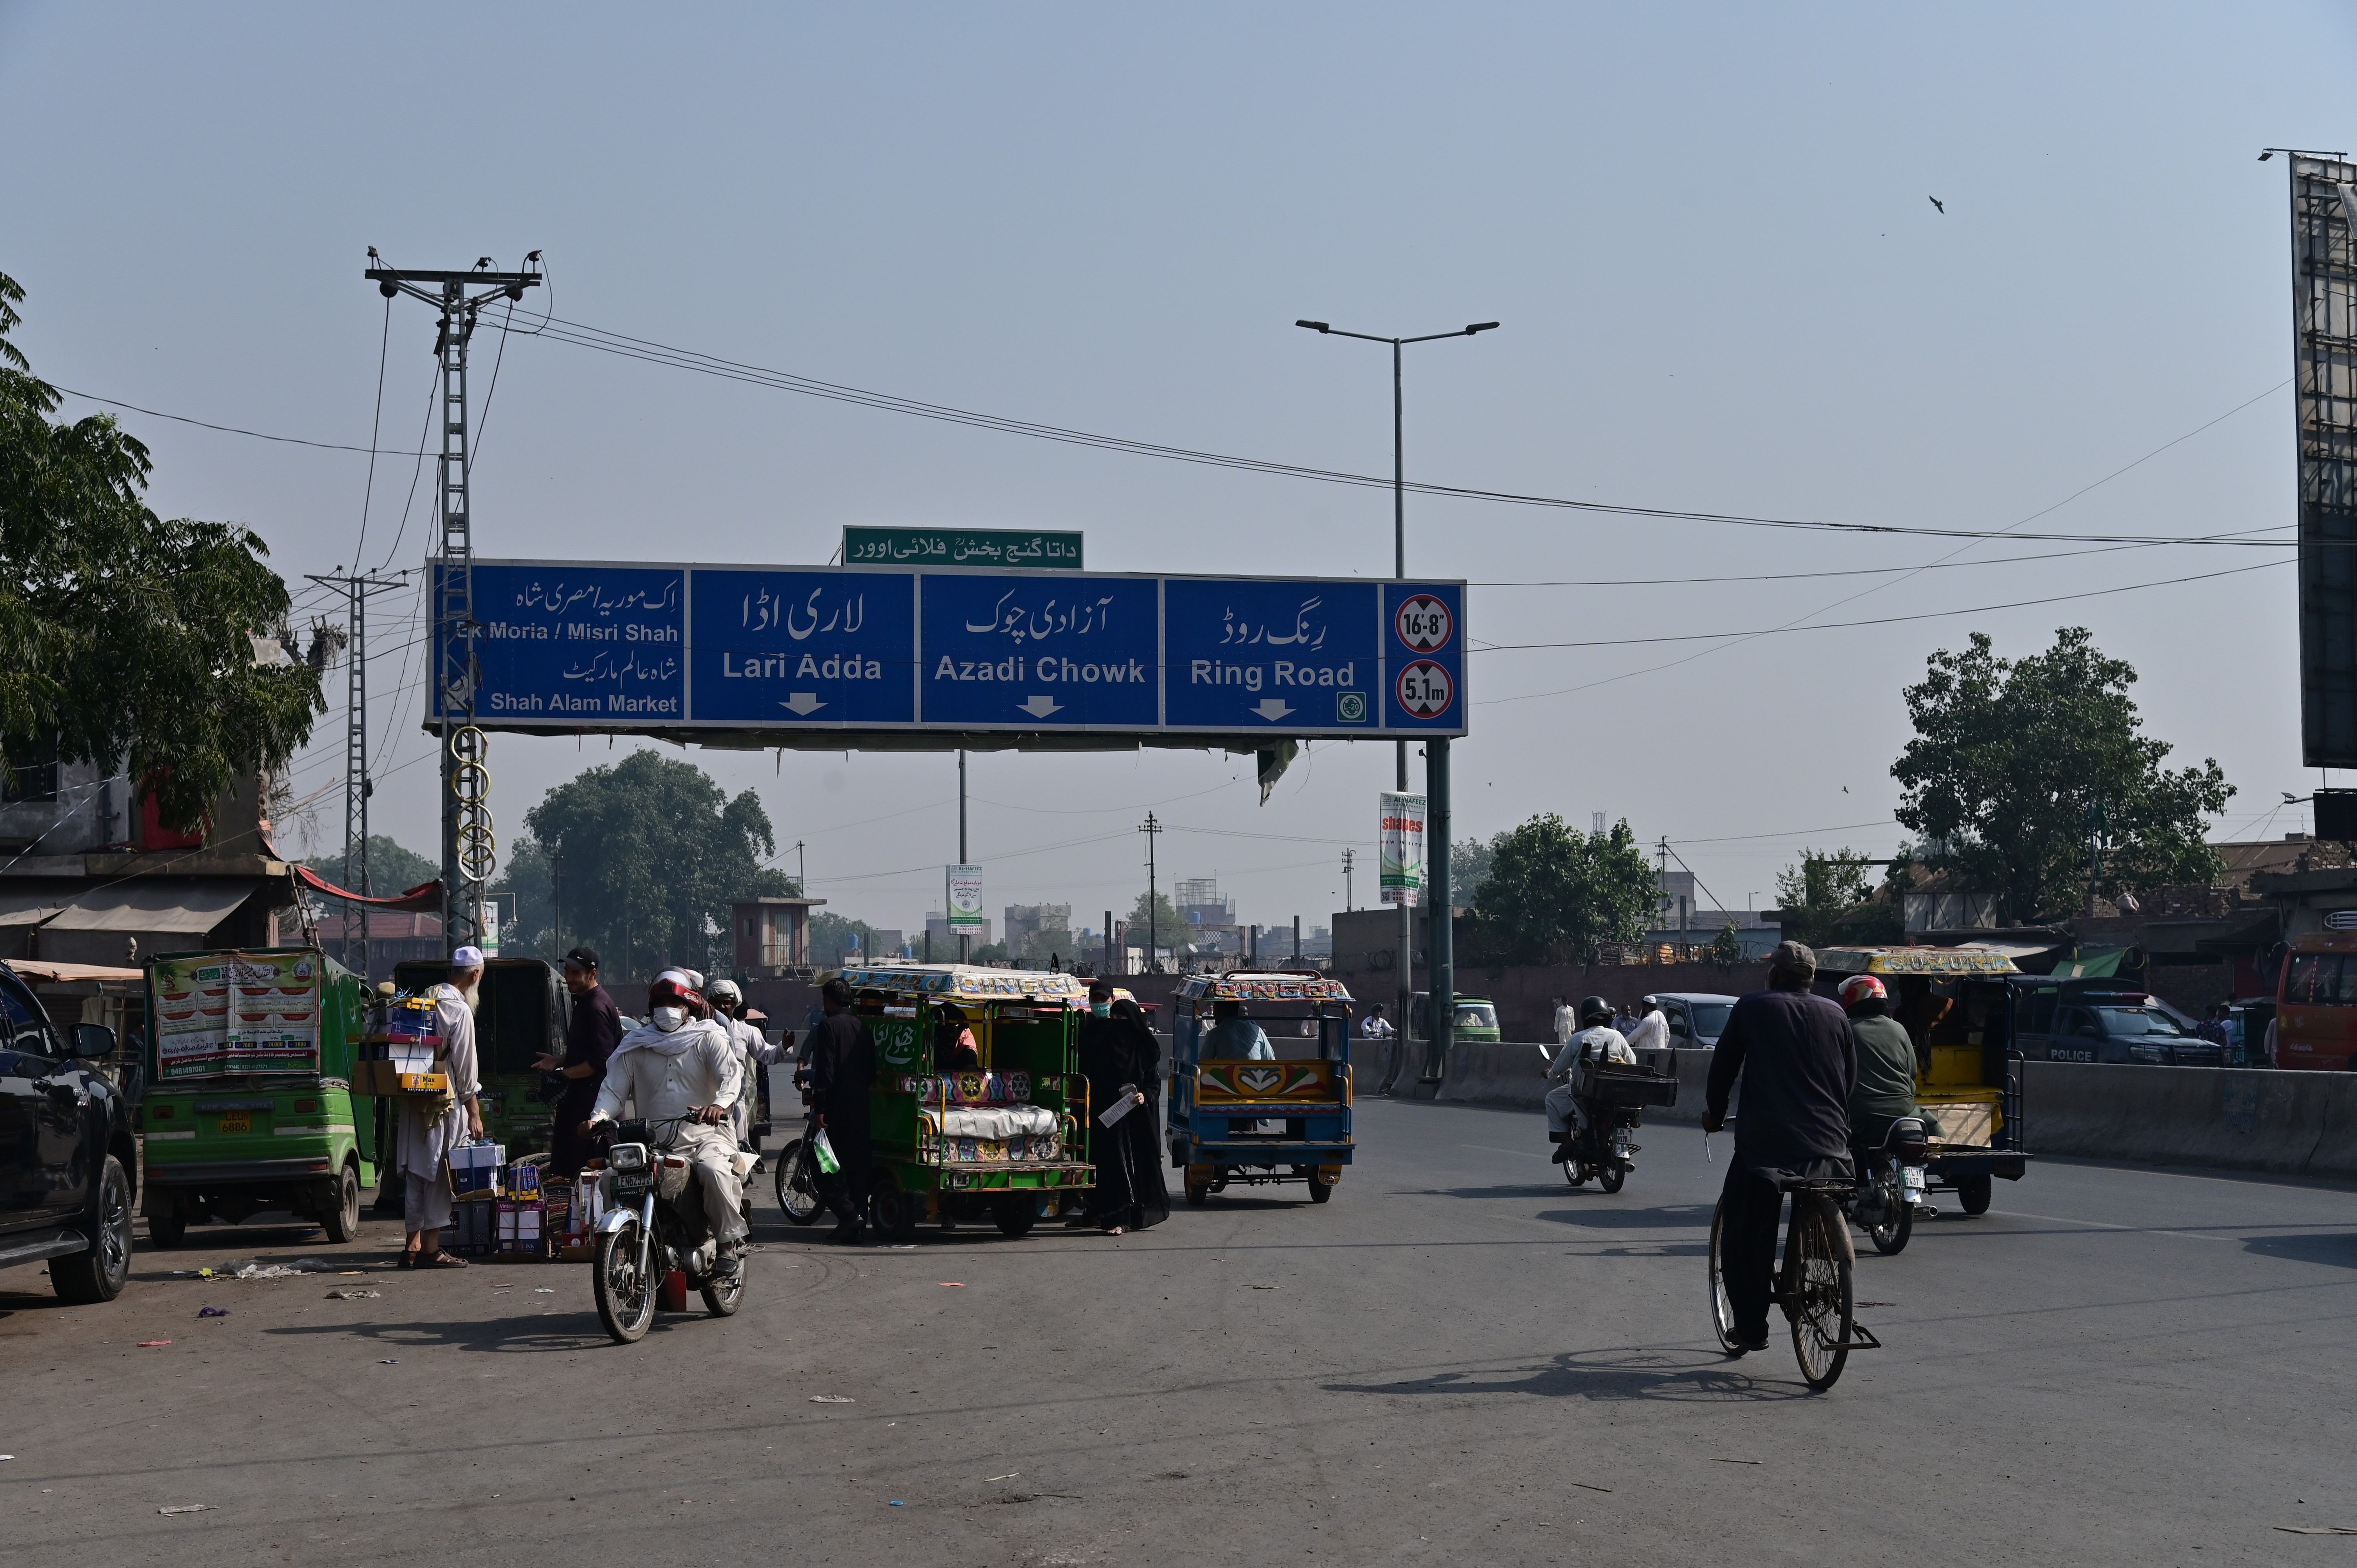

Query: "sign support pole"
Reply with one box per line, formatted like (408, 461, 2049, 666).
(958, 749, 970, 964)
(1425, 735, 1453, 1090)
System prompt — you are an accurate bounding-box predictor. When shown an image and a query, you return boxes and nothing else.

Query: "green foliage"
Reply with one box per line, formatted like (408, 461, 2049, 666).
(1126, 889, 1181, 940)
(0, 272, 322, 824)
(1711, 923, 1744, 966)
(1892, 628, 2234, 922)
(521, 751, 794, 979)
(809, 911, 877, 966)
(489, 835, 554, 958)
(1773, 848, 1901, 948)
(1451, 835, 1497, 905)
(1465, 814, 1656, 965)
(303, 834, 440, 897)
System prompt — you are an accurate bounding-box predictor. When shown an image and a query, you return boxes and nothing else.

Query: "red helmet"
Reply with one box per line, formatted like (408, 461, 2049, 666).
(648, 974, 706, 1015)
(1838, 975, 1887, 1007)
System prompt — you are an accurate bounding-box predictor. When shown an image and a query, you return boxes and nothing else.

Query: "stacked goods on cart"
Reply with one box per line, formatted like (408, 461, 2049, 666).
(355, 991, 449, 1097)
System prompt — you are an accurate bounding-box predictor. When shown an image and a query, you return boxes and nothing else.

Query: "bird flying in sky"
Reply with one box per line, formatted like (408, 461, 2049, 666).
(1928, 195, 1945, 213)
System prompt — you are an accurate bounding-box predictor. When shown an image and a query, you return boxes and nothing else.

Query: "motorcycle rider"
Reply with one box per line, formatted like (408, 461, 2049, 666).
(706, 978, 778, 1153)
(1841, 974, 1934, 1215)
(1544, 995, 1635, 1163)
(583, 971, 750, 1277)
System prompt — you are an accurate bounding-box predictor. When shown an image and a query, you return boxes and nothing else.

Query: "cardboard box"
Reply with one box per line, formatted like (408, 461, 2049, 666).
(451, 1142, 506, 1196)
(450, 1197, 498, 1257)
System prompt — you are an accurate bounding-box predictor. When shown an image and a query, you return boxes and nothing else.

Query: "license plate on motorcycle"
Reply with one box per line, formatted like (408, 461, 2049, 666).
(218, 1111, 252, 1135)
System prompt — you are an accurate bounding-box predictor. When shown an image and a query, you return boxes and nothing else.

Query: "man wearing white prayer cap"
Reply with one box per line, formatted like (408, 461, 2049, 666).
(396, 946, 486, 1268)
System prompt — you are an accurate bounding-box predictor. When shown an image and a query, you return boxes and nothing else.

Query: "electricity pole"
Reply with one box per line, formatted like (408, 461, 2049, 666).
(363, 253, 540, 952)
(1341, 846, 1355, 911)
(1139, 812, 1164, 974)
(304, 568, 407, 980)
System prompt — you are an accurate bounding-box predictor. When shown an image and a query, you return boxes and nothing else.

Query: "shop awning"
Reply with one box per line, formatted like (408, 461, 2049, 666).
(40, 881, 257, 934)
(8, 959, 144, 982)
(289, 861, 443, 912)
(0, 891, 70, 928)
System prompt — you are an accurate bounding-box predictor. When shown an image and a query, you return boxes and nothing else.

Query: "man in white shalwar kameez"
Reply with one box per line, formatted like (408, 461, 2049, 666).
(585, 972, 749, 1270)
(706, 978, 777, 1151)
(398, 946, 486, 1268)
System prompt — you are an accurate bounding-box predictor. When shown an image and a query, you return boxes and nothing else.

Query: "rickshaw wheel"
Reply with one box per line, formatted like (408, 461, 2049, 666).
(991, 1193, 1039, 1236)
(1954, 1173, 1993, 1216)
(866, 1168, 917, 1244)
(1184, 1174, 1212, 1207)
(1307, 1180, 1332, 1204)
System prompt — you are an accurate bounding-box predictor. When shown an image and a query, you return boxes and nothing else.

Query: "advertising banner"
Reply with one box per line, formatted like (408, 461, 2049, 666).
(153, 952, 320, 1080)
(946, 864, 985, 932)
(1379, 792, 1426, 908)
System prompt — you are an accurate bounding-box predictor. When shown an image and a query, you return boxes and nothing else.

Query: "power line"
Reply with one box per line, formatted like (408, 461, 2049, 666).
(1474, 558, 2287, 657)
(50, 385, 431, 456)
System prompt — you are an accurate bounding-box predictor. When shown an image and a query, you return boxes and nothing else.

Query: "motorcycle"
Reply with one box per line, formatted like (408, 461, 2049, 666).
(1561, 1093, 1643, 1193)
(1843, 1115, 1930, 1255)
(592, 1115, 746, 1344)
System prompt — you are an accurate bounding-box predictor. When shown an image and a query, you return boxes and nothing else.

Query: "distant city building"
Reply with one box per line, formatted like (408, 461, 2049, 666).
(1002, 903, 1072, 951)
(1647, 870, 1777, 957)
(925, 911, 993, 949)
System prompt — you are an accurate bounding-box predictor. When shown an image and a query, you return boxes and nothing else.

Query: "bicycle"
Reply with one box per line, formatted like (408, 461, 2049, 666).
(1705, 1129, 1881, 1391)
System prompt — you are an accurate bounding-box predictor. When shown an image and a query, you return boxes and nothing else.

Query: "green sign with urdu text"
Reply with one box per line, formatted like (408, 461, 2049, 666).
(842, 527, 1084, 570)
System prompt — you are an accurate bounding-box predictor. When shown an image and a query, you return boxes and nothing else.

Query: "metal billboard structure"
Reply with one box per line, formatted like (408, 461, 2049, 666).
(429, 560, 1467, 750)
(2291, 154, 2357, 767)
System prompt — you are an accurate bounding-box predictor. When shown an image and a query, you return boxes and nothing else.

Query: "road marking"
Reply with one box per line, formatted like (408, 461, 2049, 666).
(1462, 1144, 1547, 1161)
(1995, 1209, 2238, 1242)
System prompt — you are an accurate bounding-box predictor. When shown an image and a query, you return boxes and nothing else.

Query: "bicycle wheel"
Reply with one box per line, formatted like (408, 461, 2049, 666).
(1786, 1194, 1854, 1391)
(773, 1139, 825, 1226)
(1707, 1197, 1743, 1354)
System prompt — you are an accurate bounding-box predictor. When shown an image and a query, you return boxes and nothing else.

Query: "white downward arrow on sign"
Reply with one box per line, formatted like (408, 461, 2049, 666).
(1251, 699, 1293, 721)
(1018, 695, 1063, 718)
(781, 692, 825, 715)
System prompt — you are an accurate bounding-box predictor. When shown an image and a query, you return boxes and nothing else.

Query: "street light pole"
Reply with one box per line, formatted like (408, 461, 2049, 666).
(1297, 317, 1497, 1091)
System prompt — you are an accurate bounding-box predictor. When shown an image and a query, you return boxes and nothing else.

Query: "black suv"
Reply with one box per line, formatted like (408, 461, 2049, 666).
(0, 960, 138, 1301)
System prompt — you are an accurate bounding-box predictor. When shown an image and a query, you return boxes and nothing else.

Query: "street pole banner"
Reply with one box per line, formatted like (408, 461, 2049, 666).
(432, 560, 1466, 744)
(1379, 792, 1426, 907)
(946, 865, 985, 933)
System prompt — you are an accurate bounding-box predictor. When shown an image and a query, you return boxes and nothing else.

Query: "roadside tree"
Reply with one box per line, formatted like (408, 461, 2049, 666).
(0, 272, 320, 824)
(522, 751, 794, 979)
(1892, 628, 2232, 922)
(1467, 814, 1654, 965)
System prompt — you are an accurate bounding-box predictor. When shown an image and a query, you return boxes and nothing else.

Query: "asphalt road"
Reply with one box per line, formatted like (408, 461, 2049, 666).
(5, 1095, 2354, 1567)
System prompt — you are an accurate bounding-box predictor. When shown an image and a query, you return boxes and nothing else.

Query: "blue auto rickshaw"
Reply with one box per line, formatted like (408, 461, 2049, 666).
(1167, 969, 1355, 1206)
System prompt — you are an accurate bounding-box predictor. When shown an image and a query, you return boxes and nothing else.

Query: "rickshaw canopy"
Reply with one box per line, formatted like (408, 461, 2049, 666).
(831, 963, 1089, 1005)
(1178, 969, 1353, 1005)
(1811, 946, 2022, 979)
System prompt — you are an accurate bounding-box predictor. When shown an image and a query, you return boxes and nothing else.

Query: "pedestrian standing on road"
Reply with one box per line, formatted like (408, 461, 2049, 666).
(537, 945, 621, 1180)
(1361, 1004, 1401, 1093)
(806, 977, 876, 1245)
(1624, 996, 1669, 1054)
(1703, 941, 1855, 1354)
(398, 946, 486, 1270)
(1078, 985, 1170, 1236)
(1612, 1001, 1639, 1037)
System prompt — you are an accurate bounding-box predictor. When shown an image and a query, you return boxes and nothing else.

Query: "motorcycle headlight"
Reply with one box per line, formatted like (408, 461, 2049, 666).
(610, 1143, 648, 1172)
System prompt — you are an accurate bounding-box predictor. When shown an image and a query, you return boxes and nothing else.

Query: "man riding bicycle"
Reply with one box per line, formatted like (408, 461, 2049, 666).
(1701, 941, 1854, 1352)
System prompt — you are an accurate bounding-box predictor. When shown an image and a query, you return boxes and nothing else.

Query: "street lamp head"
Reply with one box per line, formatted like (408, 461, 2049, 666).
(1296, 320, 1331, 333)
(1465, 321, 1500, 334)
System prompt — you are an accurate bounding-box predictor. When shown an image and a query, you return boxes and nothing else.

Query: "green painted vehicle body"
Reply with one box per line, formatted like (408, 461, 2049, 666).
(140, 947, 376, 1231)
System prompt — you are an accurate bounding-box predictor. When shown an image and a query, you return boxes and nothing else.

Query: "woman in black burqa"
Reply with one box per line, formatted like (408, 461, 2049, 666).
(1076, 989, 1170, 1235)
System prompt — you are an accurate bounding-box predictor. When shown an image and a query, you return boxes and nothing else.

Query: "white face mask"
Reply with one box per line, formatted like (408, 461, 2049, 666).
(652, 1006, 687, 1033)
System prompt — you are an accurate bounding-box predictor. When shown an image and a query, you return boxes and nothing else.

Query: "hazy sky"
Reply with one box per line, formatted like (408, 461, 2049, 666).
(4, 3, 2352, 938)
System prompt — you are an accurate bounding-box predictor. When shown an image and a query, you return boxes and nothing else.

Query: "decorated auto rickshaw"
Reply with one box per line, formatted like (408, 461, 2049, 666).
(1811, 945, 2031, 1215)
(1168, 969, 1354, 1206)
(832, 963, 1095, 1241)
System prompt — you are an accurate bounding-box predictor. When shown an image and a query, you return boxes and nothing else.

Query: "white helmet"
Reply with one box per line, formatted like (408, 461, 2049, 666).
(707, 977, 743, 1006)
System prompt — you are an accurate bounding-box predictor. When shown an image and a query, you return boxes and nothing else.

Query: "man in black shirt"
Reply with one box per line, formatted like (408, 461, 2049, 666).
(536, 946, 623, 1178)
(1703, 941, 1855, 1352)
(804, 976, 876, 1244)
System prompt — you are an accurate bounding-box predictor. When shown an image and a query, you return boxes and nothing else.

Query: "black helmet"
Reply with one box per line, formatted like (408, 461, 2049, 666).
(1579, 994, 1612, 1026)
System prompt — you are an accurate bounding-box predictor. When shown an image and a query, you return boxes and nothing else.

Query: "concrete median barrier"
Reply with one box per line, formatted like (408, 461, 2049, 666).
(1429, 1046, 2357, 1179)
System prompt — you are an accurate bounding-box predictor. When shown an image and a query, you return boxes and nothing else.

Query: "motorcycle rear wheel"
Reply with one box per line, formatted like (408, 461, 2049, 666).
(1868, 1183, 1913, 1255)
(594, 1218, 657, 1344)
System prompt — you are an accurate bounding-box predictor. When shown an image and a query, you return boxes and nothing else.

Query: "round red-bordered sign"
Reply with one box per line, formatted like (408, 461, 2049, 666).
(1395, 594, 1453, 653)
(1395, 660, 1454, 719)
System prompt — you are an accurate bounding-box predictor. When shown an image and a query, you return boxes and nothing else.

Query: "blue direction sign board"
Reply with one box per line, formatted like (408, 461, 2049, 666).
(918, 572, 1159, 729)
(437, 561, 1465, 740)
